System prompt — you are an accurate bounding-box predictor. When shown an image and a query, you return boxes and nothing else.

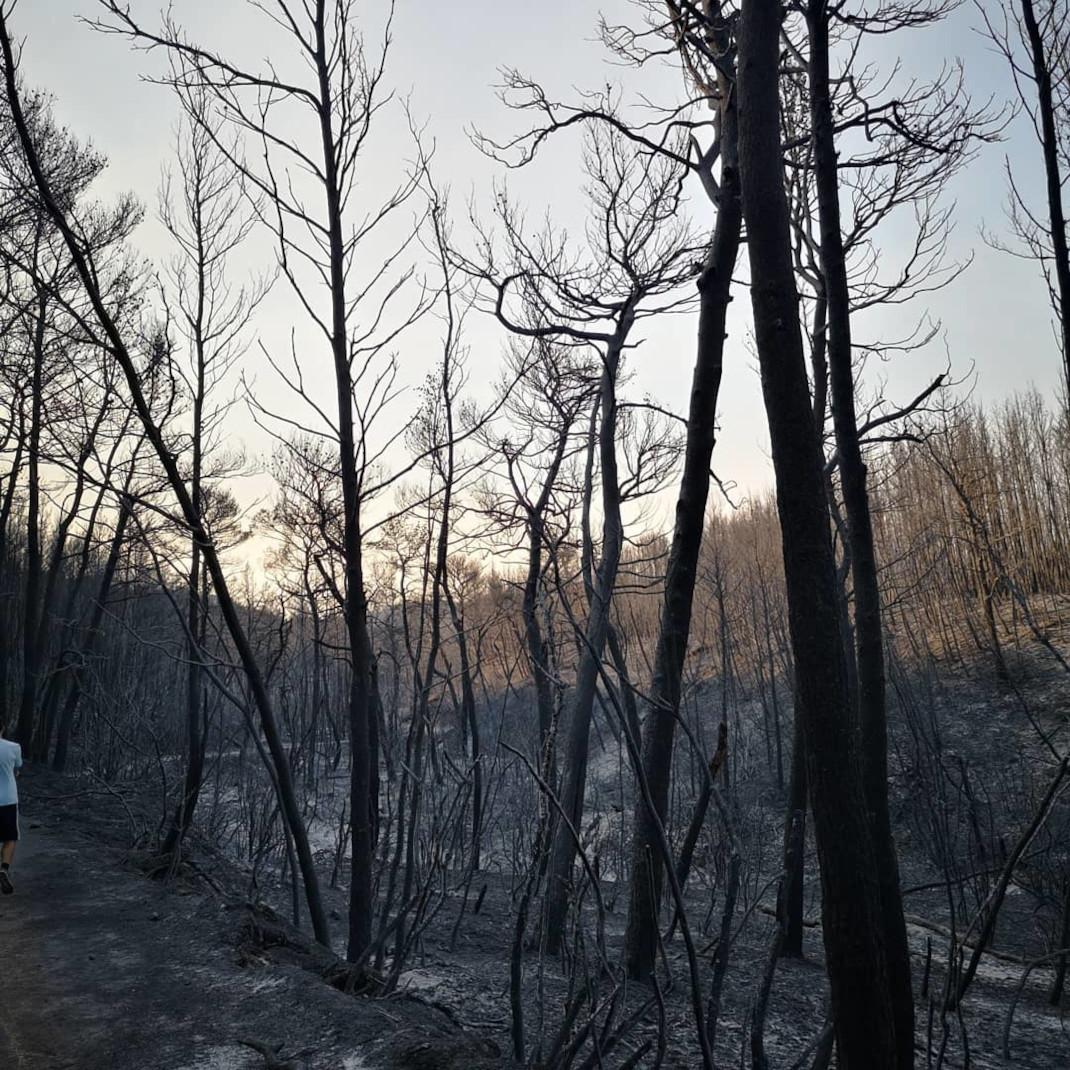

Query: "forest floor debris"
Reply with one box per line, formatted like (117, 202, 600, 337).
(4, 669, 1070, 1070)
(0, 766, 507, 1070)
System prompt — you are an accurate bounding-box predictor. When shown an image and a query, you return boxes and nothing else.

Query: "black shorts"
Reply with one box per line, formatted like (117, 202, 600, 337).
(0, 804, 19, 842)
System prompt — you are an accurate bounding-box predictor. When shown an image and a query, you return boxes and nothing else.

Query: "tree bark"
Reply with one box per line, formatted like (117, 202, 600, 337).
(29, 403, 110, 760)
(521, 430, 570, 787)
(0, 410, 26, 734)
(735, 0, 896, 1063)
(298, 8, 377, 961)
(15, 287, 46, 747)
(807, 1, 914, 1059)
(52, 501, 131, 772)
(779, 705, 807, 958)
(543, 337, 626, 954)
(444, 579, 482, 868)
(623, 27, 743, 980)
(1020, 0, 1070, 401)
(162, 538, 206, 857)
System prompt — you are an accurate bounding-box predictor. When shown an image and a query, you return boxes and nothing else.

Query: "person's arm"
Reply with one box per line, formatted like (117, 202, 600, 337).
(14, 746, 22, 775)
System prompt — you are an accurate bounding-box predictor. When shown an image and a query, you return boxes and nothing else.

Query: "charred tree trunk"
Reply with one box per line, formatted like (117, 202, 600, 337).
(779, 705, 807, 958)
(30, 408, 108, 761)
(807, 2, 914, 1060)
(444, 581, 482, 868)
(623, 29, 743, 980)
(735, 0, 896, 1063)
(368, 647, 383, 845)
(0, 411, 25, 733)
(674, 721, 728, 894)
(523, 511, 558, 787)
(543, 336, 626, 954)
(34, 446, 121, 756)
(162, 539, 206, 858)
(52, 500, 131, 772)
(16, 288, 46, 748)
(297, 9, 377, 960)
(1020, 0, 1070, 400)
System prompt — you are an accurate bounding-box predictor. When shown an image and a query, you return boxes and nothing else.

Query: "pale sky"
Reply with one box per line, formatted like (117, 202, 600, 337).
(9, 1, 1064, 556)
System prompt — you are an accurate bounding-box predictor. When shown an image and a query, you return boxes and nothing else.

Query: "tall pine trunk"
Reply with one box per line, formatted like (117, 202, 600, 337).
(735, 0, 897, 1062)
(623, 82, 742, 975)
(807, 1, 914, 1059)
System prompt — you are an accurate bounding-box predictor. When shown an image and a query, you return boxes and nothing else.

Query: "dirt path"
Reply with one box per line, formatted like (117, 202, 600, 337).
(0, 816, 358, 1069)
(0, 782, 502, 1070)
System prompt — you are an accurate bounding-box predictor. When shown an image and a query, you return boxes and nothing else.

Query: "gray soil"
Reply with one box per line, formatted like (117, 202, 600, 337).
(0, 769, 505, 1070)
(3, 704, 1069, 1070)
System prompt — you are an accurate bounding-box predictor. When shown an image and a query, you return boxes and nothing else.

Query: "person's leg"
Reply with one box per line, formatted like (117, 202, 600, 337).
(0, 805, 17, 893)
(0, 843, 13, 894)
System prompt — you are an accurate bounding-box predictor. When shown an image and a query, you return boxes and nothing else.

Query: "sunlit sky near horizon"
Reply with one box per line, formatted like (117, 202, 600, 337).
(8, 0, 1066, 576)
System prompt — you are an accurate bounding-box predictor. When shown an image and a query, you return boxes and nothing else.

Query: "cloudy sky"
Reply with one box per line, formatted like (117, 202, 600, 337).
(8, 0, 1063, 543)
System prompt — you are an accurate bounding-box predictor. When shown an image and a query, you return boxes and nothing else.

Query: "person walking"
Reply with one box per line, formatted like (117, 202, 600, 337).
(0, 722, 23, 894)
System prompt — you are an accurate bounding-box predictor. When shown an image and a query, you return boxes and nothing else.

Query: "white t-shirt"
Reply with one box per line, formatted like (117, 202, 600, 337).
(0, 738, 22, 806)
